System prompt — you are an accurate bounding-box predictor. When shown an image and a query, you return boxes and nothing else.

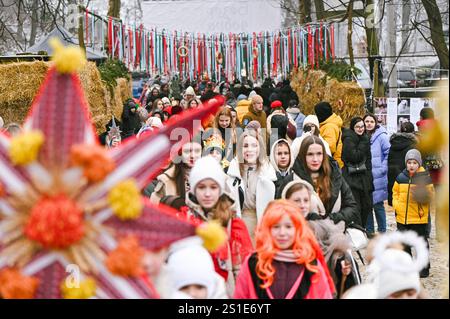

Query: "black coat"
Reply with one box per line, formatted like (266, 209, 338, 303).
(341, 128, 374, 193)
(387, 132, 417, 206)
(291, 158, 361, 226)
(121, 99, 141, 139)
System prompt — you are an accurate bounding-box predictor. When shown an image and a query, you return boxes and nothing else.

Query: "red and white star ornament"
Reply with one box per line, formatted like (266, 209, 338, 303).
(0, 38, 226, 299)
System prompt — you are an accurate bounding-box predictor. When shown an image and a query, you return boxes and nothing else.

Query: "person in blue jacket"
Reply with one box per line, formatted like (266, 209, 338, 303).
(363, 113, 391, 236)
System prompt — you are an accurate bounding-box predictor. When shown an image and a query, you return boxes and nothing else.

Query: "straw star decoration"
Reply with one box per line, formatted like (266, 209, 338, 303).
(0, 39, 225, 299)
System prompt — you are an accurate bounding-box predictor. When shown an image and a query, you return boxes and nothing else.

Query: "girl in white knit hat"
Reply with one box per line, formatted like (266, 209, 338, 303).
(290, 115, 332, 159)
(181, 156, 254, 296)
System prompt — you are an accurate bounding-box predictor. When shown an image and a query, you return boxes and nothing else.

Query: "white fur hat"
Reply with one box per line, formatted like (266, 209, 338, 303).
(167, 240, 215, 297)
(303, 115, 320, 128)
(189, 156, 225, 194)
(161, 97, 171, 105)
(185, 86, 195, 96)
(370, 231, 428, 299)
(146, 116, 163, 128)
(375, 249, 421, 298)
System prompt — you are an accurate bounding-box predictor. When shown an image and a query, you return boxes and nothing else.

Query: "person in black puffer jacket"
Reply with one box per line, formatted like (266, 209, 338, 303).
(387, 122, 418, 206)
(120, 98, 141, 140)
(341, 117, 374, 228)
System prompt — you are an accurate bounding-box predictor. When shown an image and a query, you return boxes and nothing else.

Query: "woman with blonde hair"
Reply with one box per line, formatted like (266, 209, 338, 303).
(233, 200, 335, 299)
(226, 130, 277, 244)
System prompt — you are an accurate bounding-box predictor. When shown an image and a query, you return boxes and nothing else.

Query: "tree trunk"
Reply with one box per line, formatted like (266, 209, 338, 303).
(298, 0, 312, 24)
(347, 0, 355, 68)
(364, 0, 384, 96)
(108, 0, 121, 19)
(401, 0, 411, 53)
(29, 0, 39, 47)
(313, 0, 325, 21)
(420, 0, 449, 69)
(387, 0, 398, 97)
(78, 5, 85, 53)
(16, 0, 25, 47)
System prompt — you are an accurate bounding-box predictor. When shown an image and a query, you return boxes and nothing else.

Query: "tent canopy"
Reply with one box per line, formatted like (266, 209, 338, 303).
(26, 26, 106, 60)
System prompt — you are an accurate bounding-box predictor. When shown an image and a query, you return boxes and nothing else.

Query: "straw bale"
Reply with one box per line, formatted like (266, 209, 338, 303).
(290, 68, 365, 126)
(0, 60, 132, 134)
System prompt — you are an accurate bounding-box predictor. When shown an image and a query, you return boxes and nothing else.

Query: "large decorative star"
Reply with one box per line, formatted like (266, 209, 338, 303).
(0, 40, 224, 299)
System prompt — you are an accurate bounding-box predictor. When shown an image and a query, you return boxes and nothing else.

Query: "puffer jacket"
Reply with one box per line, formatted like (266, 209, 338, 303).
(292, 158, 361, 226)
(266, 110, 297, 142)
(393, 167, 434, 225)
(369, 126, 391, 204)
(286, 107, 305, 137)
(236, 99, 252, 124)
(341, 128, 373, 193)
(319, 113, 344, 168)
(241, 104, 267, 129)
(387, 132, 417, 205)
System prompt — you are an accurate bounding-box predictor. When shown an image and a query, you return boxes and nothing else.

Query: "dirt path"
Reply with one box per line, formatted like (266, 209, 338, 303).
(356, 203, 449, 299)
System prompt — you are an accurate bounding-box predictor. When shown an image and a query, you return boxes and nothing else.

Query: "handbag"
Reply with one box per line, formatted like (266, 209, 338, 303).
(347, 161, 367, 174)
(345, 226, 369, 251)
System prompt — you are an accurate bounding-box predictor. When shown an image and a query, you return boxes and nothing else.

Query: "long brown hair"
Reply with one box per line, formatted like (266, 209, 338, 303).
(297, 135, 332, 207)
(214, 107, 237, 145)
(213, 107, 235, 129)
(236, 130, 268, 176)
(152, 98, 163, 113)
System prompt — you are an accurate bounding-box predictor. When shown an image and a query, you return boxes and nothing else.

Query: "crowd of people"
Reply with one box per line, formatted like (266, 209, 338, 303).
(0, 75, 442, 300)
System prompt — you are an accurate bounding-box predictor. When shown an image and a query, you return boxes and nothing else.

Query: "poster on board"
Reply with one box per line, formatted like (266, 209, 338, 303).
(373, 97, 388, 128)
(410, 98, 436, 130)
(386, 98, 398, 134)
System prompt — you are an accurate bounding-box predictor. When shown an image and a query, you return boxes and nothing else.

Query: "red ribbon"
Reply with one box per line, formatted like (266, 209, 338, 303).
(108, 17, 113, 55)
(331, 24, 335, 61)
(85, 9, 89, 45)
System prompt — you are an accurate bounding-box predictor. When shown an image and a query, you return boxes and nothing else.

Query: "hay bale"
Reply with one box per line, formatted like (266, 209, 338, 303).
(290, 68, 365, 126)
(0, 60, 131, 134)
(0, 61, 49, 124)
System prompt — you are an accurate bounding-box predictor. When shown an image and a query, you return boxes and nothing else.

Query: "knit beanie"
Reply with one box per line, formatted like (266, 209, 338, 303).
(245, 120, 261, 131)
(167, 241, 215, 296)
(314, 102, 333, 123)
(0, 116, 4, 129)
(349, 117, 364, 131)
(271, 100, 283, 109)
(376, 249, 421, 299)
(405, 149, 422, 167)
(303, 115, 320, 128)
(237, 94, 247, 102)
(161, 97, 171, 105)
(189, 156, 225, 194)
(248, 90, 257, 99)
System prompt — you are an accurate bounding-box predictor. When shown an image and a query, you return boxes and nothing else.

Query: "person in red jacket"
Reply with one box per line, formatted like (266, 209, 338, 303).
(179, 156, 253, 296)
(234, 199, 336, 299)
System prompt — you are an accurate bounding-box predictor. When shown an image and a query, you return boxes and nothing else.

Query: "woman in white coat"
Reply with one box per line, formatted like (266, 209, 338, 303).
(226, 130, 277, 244)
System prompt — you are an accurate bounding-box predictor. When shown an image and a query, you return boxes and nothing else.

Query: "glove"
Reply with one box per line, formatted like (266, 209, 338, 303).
(306, 212, 323, 221)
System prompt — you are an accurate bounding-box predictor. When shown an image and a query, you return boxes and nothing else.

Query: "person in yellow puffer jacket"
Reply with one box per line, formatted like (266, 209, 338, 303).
(314, 102, 344, 168)
(392, 149, 434, 278)
(235, 94, 252, 124)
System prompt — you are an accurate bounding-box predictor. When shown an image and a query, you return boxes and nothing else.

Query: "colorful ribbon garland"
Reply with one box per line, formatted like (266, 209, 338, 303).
(85, 10, 335, 81)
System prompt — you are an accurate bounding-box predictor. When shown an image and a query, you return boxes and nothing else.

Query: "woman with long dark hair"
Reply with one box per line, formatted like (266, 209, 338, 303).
(363, 113, 391, 235)
(292, 135, 360, 226)
(341, 117, 374, 228)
